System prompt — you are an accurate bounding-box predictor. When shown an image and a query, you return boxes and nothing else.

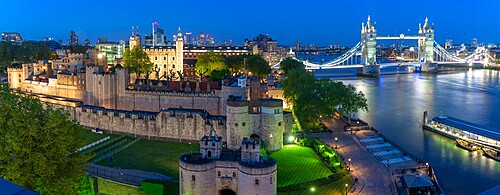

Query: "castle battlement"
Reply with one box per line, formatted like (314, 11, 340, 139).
(179, 136, 277, 195)
(124, 89, 219, 97)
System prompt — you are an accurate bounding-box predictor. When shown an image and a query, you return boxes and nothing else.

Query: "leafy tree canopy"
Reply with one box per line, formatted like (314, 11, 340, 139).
(195, 51, 227, 78)
(280, 57, 305, 75)
(0, 84, 91, 194)
(123, 46, 154, 76)
(246, 55, 271, 78)
(68, 44, 87, 54)
(0, 42, 51, 72)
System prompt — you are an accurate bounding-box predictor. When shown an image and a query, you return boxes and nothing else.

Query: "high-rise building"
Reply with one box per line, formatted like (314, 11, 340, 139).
(145, 27, 167, 47)
(95, 40, 126, 65)
(97, 38, 108, 44)
(445, 39, 453, 49)
(84, 39, 91, 47)
(184, 32, 192, 45)
(471, 38, 478, 48)
(2, 32, 23, 45)
(68, 31, 78, 46)
(295, 41, 301, 51)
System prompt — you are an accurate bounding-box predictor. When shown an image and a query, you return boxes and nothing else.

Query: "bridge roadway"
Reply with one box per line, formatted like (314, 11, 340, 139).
(314, 118, 397, 195)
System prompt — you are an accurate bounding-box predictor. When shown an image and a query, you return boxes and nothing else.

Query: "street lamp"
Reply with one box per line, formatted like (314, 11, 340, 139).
(345, 183, 348, 195)
(348, 158, 351, 172)
(335, 137, 338, 149)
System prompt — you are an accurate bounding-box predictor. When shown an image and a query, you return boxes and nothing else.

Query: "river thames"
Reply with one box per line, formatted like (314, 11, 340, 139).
(341, 69, 500, 194)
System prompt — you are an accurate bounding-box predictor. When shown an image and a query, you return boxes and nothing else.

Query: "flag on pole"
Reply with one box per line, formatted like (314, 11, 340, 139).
(154, 21, 159, 27)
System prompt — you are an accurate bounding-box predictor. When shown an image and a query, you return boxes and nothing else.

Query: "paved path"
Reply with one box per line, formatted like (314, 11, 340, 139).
(314, 118, 397, 195)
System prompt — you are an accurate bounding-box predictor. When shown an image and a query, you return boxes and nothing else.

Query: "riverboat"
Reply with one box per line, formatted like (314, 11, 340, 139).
(456, 139, 481, 151)
(422, 112, 500, 150)
(483, 148, 500, 161)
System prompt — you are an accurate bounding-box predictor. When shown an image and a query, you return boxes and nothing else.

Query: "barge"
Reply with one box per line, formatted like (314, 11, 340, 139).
(456, 139, 481, 152)
(422, 111, 500, 150)
(483, 148, 500, 161)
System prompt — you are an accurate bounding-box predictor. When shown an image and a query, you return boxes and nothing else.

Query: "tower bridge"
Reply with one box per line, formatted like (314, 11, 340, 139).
(273, 16, 494, 75)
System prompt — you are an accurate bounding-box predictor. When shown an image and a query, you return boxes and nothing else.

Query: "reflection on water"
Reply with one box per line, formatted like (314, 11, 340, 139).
(341, 69, 500, 195)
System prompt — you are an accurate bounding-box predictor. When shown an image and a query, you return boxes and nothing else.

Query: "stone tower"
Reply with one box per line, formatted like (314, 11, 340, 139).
(129, 26, 142, 49)
(175, 27, 184, 74)
(418, 17, 435, 63)
(241, 137, 260, 163)
(259, 99, 284, 151)
(361, 15, 377, 65)
(226, 97, 251, 150)
(200, 126, 222, 160)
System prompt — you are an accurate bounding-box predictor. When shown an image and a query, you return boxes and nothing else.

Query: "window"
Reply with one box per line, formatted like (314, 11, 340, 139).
(274, 109, 280, 114)
(235, 123, 238, 127)
(172, 64, 175, 69)
(164, 57, 166, 60)
(255, 179, 259, 186)
(242, 122, 246, 126)
(172, 57, 175, 60)
(192, 175, 195, 181)
(207, 150, 212, 158)
(18, 74, 21, 77)
(218, 171, 221, 177)
(232, 172, 236, 177)
(278, 122, 282, 126)
(164, 64, 167, 69)
(270, 177, 273, 184)
(155, 57, 157, 60)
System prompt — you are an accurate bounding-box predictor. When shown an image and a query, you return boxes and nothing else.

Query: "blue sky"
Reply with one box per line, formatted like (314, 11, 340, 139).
(1, 0, 498, 46)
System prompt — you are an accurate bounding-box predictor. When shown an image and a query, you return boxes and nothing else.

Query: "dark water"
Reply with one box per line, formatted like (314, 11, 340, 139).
(341, 70, 500, 194)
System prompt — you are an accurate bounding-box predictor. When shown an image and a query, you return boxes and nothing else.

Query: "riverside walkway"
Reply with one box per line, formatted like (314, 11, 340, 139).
(315, 118, 397, 195)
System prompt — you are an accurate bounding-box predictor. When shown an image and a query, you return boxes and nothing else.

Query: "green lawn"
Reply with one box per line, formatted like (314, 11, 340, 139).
(95, 139, 199, 179)
(270, 145, 333, 187)
(96, 177, 147, 195)
(78, 128, 117, 147)
(278, 175, 353, 195)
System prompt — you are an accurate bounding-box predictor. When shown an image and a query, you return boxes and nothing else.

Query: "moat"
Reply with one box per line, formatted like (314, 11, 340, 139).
(342, 69, 500, 195)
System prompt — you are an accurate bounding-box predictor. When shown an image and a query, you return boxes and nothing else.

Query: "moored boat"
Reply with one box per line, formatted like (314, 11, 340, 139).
(456, 139, 481, 151)
(483, 148, 500, 161)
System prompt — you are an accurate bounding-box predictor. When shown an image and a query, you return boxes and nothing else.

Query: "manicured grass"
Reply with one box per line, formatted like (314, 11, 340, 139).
(78, 128, 116, 147)
(95, 139, 199, 179)
(97, 177, 147, 195)
(270, 145, 333, 187)
(278, 175, 353, 195)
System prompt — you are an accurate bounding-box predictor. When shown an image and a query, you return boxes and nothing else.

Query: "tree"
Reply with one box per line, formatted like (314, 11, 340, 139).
(282, 64, 368, 131)
(123, 46, 154, 78)
(68, 44, 87, 54)
(210, 68, 230, 81)
(337, 83, 369, 124)
(195, 51, 227, 80)
(280, 57, 305, 75)
(246, 55, 271, 78)
(0, 84, 90, 194)
(225, 55, 245, 74)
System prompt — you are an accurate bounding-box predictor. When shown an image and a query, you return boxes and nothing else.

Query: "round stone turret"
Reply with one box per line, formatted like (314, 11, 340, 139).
(226, 97, 251, 150)
(259, 98, 284, 151)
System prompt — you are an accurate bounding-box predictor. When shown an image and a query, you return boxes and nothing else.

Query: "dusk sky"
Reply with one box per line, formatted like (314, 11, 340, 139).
(1, 0, 498, 46)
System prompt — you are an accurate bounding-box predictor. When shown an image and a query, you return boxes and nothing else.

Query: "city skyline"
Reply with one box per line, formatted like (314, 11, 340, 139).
(2, 0, 498, 46)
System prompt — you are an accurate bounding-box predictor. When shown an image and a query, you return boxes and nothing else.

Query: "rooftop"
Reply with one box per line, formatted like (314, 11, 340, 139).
(432, 115, 500, 141)
(402, 173, 434, 189)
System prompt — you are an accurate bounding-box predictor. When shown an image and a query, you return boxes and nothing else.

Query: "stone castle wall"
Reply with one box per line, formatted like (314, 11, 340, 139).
(54, 105, 226, 142)
(179, 156, 277, 195)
